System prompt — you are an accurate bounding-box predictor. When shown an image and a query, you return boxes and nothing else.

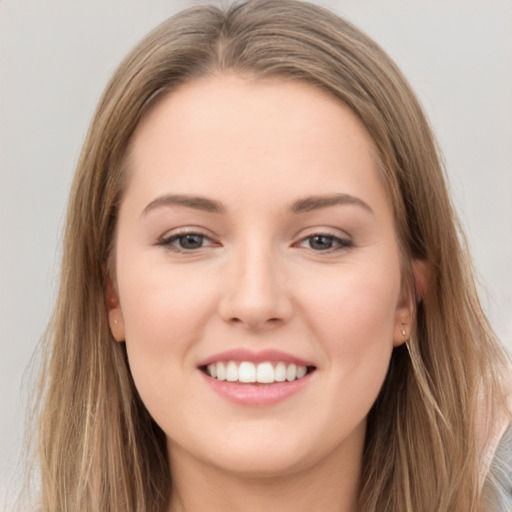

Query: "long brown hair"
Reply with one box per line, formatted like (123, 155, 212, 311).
(28, 1, 510, 510)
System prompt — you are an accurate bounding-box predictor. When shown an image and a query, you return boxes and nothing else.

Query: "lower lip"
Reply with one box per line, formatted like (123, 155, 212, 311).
(200, 370, 313, 406)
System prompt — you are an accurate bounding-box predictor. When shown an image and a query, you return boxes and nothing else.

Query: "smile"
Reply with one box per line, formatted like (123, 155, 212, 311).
(204, 361, 313, 384)
(198, 349, 317, 405)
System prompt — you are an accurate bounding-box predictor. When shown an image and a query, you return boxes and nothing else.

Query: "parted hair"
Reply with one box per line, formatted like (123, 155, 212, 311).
(28, 1, 510, 511)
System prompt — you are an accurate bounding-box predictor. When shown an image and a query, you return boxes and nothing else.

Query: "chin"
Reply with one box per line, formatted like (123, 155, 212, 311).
(188, 421, 346, 479)
(206, 445, 313, 479)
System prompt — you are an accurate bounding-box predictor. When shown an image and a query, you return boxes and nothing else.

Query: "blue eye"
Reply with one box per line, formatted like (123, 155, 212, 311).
(175, 234, 205, 249)
(308, 235, 335, 250)
(158, 232, 210, 251)
(300, 233, 352, 251)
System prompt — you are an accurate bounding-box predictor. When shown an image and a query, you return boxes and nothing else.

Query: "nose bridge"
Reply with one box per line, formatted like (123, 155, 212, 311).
(219, 235, 291, 329)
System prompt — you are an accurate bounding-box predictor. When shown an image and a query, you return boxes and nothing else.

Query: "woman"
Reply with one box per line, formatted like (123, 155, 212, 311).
(29, 0, 511, 510)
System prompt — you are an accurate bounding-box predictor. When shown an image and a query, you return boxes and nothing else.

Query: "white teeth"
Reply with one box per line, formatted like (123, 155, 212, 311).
(207, 363, 217, 379)
(274, 362, 286, 382)
(296, 365, 307, 379)
(216, 362, 226, 381)
(205, 360, 309, 383)
(256, 362, 274, 383)
(226, 361, 238, 382)
(286, 363, 297, 381)
(238, 361, 256, 383)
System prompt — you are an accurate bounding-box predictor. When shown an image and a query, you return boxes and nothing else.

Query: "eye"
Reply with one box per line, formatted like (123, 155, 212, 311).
(175, 233, 205, 249)
(157, 231, 215, 252)
(298, 233, 353, 252)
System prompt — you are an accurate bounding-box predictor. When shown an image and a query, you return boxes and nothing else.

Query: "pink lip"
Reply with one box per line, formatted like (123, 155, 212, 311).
(197, 348, 315, 367)
(197, 348, 316, 406)
(199, 370, 314, 406)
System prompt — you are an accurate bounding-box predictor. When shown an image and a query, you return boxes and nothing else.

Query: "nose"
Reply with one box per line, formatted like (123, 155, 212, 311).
(218, 243, 293, 331)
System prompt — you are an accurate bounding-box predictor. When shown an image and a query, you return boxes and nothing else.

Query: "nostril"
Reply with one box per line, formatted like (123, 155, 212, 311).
(228, 316, 282, 327)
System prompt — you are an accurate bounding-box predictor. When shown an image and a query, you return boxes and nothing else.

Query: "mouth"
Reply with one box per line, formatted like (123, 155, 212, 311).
(200, 360, 316, 384)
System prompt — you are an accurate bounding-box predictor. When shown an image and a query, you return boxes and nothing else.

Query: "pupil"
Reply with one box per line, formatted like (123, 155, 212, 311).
(310, 235, 332, 250)
(180, 234, 203, 249)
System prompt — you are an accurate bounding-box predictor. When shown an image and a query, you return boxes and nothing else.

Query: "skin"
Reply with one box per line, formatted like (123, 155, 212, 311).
(107, 75, 416, 512)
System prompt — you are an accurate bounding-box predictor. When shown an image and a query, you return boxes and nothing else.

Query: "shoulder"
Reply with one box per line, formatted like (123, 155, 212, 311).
(479, 354, 512, 511)
(485, 422, 512, 511)
(483, 370, 512, 510)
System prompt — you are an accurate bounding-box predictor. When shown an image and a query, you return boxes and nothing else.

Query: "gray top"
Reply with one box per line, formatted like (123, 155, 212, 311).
(485, 426, 512, 511)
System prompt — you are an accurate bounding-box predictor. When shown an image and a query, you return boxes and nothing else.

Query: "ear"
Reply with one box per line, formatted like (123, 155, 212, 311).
(105, 274, 125, 342)
(412, 259, 429, 301)
(393, 259, 429, 347)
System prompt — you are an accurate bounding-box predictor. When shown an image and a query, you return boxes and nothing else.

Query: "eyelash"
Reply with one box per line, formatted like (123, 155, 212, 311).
(296, 232, 353, 252)
(157, 231, 353, 253)
(157, 231, 215, 252)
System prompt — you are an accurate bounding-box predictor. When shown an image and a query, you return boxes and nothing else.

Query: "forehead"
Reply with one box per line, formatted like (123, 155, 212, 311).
(131, 74, 378, 159)
(124, 74, 390, 217)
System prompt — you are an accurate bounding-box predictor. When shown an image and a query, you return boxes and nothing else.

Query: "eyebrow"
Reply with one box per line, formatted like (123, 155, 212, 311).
(141, 192, 373, 217)
(142, 194, 226, 216)
(291, 194, 374, 214)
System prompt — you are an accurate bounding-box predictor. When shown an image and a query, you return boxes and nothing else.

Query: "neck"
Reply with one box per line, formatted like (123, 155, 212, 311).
(167, 433, 363, 512)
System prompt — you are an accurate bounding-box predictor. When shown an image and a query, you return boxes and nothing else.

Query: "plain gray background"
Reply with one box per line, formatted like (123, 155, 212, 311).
(1, 0, 511, 508)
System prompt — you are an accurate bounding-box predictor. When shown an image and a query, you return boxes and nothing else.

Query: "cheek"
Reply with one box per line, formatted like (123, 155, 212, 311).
(299, 261, 401, 391)
(119, 260, 215, 346)
(295, 264, 400, 437)
(301, 262, 401, 343)
(116, 262, 217, 407)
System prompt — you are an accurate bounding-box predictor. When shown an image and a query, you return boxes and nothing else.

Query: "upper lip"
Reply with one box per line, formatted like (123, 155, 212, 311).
(197, 348, 316, 368)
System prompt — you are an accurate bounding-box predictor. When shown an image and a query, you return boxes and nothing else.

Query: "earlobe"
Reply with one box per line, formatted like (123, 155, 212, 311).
(105, 274, 125, 342)
(393, 259, 430, 347)
(393, 314, 412, 347)
(108, 309, 125, 342)
(393, 321, 410, 347)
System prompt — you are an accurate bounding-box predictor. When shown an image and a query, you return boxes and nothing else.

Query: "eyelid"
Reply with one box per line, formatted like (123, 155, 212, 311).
(294, 229, 354, 252)
(156, 227, 219, 251)
(155, 226, 353, 253)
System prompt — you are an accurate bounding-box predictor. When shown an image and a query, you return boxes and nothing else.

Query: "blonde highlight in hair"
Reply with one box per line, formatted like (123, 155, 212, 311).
(29, 1, 510, 511)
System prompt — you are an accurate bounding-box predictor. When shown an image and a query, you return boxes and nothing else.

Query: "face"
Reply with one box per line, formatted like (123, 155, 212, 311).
(108, 75, 413, 477)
